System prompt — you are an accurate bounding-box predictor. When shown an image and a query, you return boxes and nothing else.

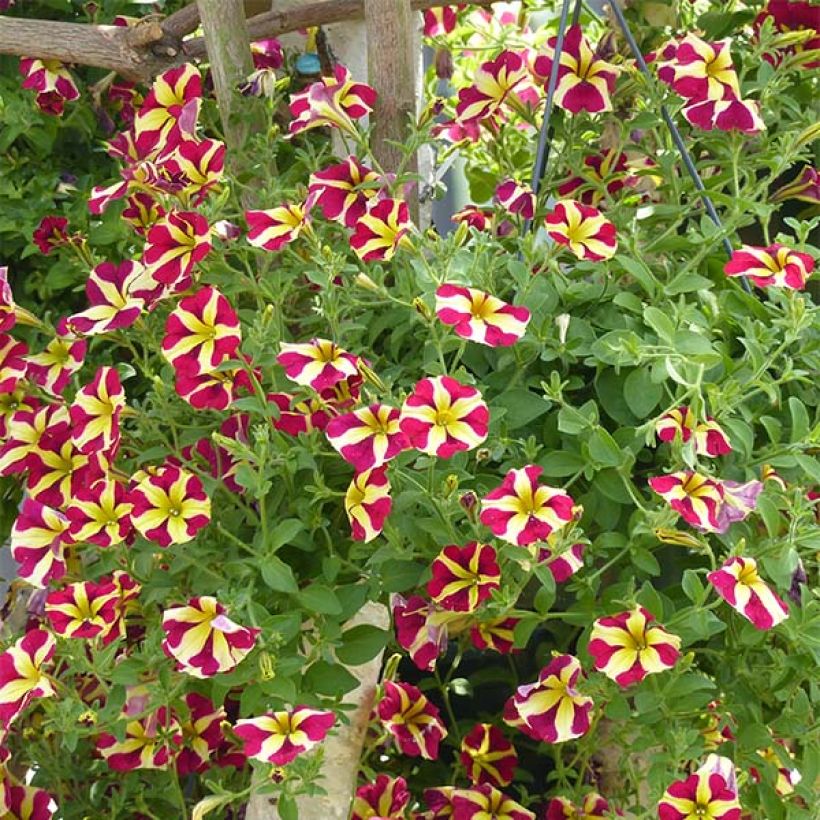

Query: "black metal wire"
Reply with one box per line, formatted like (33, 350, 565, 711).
(608, 1, 752, 293)
(523, 0, 574, 240)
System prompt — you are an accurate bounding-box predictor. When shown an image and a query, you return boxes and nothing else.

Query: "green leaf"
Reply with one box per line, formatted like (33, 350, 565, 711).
(537, 450, 585, 477)
(682, 569, 706, 604)
(302, 660, 360, 696)
(533, 562, 557, 614)
(494, 388, 550, 430)
(615, 254, 656, 296)
(587, 428, 624, 468)
(666, 272, 713, 294)
(266, 518, 304, 553)
(277, 794, 299, 820)
(260, 555, 299, 594)
(788, 397, 810, 442)
(643, 306, 676, 341)
(297, 583, 342, 615)
(623, 367, 663, 418)
(336, 625, 389, 666)
(794, 453, 820, 483)
(379, 559, 425, 592)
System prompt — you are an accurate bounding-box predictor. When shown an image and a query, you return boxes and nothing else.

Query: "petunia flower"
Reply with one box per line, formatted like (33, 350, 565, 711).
(161, 596, 259, 678)
(307, 156, 386, 228)
(427, 542, 500, 613)
(65, 476, 133, 547)
(69, 366, 126, 456)
(350, 198, 414, 262)
(533, 25, 619, 114)
(556, 149, 634, 206)
(25, 432, 106, 509)
(134, 63, 202, 155)
(648, 472, 724, 532)
(460, 723, 518, 787)
(707, 557, 788, 630)
(10, 499, 69, 589)
(1, 782, 55, 819)
(682, 97, 765, 134)
(176, 692, 226, 776)
(546, 792, 611, 819)
(545, 200, 617, 261)
(422, 6, 461, 38)
(31, 215, 78, 255)
(97, 707, 183, 771)
(399, 375, 489, 458)
(67, 261, 148, 336)
(277, 338, 360, 392)
(19, 58, 79, 115)
(0, 334, 27, 395)
(435, 284, 531, 347)
(25, 324, 87, 396)
(724, 244, 814, 290)
(174, 365, 252, 411)
(142, 210, 211, 292)
(246, 203, 310, 251)
(753, 0, 820, 69)
(452, 205, 496, 232)
(540, 541, 586, 583)
(422, 786, 457, 818)
(0, 389, 37, 444)
(121, 192, 166, 236)
(470, 617, 519, 654)
(377, 680, 447, 760)
(494, 179, 536, 219)
(504, 654, 593, 743)
(234, 707, 336, 765)
(44, 579, 119, 639)
(161, 286, 241, 375)
(751, 742, 802, 796)
(659, 35, 740, 101)
(0, 266, 14, 333)
(480, 465, 575, 546)
(0, 404, 69, 477)
(326, 404, 407, 472)
(455, 50, 536, 124)
(771, 166, 820, 205)
(658, 771, 741, 820)
(268, 392, 331, 436)
(452, 785, 535, 819)
(655, 406, 732, 458)
(345, 466, 393, 542)
(0, 628, 56, 727)
(351, 774, 410, 820)
(391, 594, 452, 671)
(288, 65, 377, 137)
(587, 606, 681, 687)
(130, 464, 211, 547)
(164, 137, 225, 203)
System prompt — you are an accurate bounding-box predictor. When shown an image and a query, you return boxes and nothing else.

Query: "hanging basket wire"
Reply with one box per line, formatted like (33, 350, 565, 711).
(526, 0, 752, 294)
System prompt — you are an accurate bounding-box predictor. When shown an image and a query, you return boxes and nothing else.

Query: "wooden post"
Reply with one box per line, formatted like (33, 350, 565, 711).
(197, 0, 255, 151)
(364, 0, 417, 210)
(245, 602, 390, 820)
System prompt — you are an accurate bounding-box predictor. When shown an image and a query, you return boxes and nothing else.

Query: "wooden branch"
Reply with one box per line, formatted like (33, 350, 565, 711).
(0, 16, 178, 80)
(197, 0, 255, 149)
(366, 0, 417, 181)
(183, 0, 498, 60)
(0, 0, 497, 81)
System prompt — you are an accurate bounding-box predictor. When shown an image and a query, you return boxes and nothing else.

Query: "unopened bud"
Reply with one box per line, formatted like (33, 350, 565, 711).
(452, 220, 470, 246)
(358, 361, 387, 392)
(555, 313, 570, 345)
(412, 296, 433, 320)
(459, 490, 478, 521)
(354, 272, 381, 292)
(443, 474, 459, 498)
(435, 48, 454, 80)
(475, 447, 490, 463)
(258, 651, 275, 681)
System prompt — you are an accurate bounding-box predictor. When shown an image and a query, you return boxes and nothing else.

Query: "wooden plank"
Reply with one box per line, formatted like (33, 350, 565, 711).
(197, 0, 256, 151)
(364, 0, 417, 209)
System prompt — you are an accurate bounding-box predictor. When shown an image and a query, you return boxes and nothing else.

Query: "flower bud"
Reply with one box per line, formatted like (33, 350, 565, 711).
(459, 490, 479, 521)
(412, 296, 433, 320)
(435, 48, 454, 80)
(443, 474, 459, 498)
(555, 313, 570, 345)
(258, 651, 276, 681)
(475, 447, 490, 463)
(354, 271, 381, 292)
